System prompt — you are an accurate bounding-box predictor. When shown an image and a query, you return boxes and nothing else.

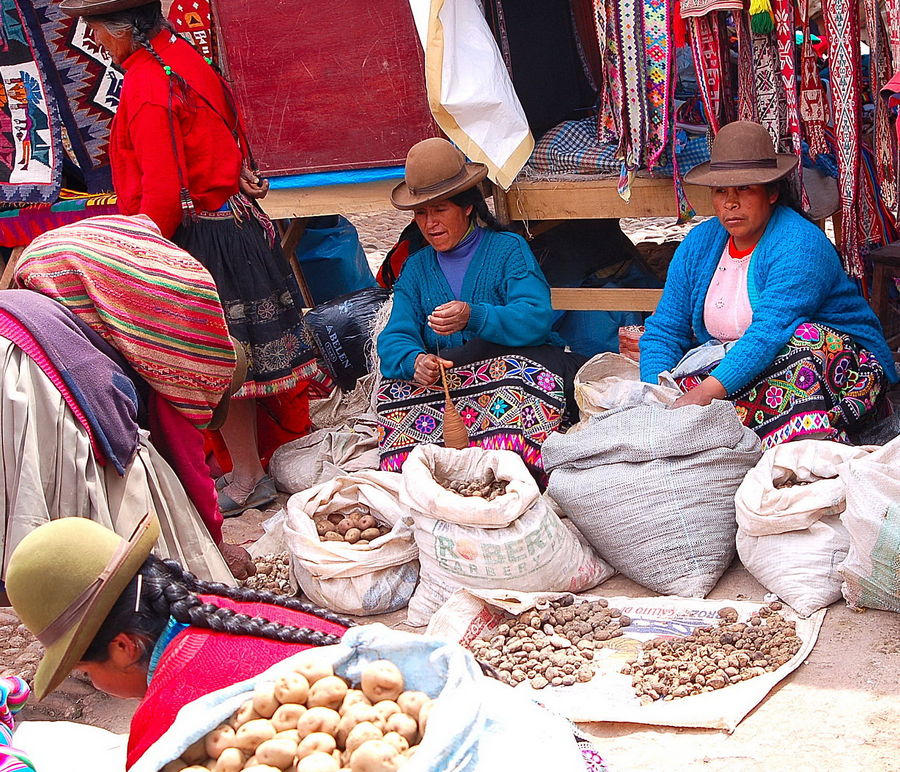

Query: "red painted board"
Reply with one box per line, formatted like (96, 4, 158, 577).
(214, 0, 439, 176)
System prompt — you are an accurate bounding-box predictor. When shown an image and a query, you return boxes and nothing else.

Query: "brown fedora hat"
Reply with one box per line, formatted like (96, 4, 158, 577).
(685, 121, 798, 187)
(59, 0, 156, 17)
(5, 513, 160, 699)
(391, 138, 488, 210)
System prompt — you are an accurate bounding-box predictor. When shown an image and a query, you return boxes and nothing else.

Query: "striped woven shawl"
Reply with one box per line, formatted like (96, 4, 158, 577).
(15, 214, 235, 428)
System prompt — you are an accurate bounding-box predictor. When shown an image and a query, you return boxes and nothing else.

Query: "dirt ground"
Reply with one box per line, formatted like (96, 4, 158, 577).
(1, 209, 897, 769)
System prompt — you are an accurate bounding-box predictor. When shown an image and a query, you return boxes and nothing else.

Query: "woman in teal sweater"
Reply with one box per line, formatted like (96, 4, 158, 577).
(376, 138, 582, 476)
(641, 122, 896, 447)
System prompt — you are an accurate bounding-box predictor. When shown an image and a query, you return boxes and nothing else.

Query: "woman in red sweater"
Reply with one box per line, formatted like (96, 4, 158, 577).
(5, 514, 350, 769)
(61, 0, 315, 516)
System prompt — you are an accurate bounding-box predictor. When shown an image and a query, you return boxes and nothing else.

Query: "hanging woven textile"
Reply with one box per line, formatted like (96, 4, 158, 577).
(594, 0, 622, 144)
(888, 0, 900, 65)
(798, 0, 828, 157)
(823, 0, 864, 277)
(863, 0, 898, 215)
(751, 30, 783, 149)
(643, 0, 672, 169)
(736, 11, 758, 123)
(688, 14, 727, 133)
(772, 0, 805, 206)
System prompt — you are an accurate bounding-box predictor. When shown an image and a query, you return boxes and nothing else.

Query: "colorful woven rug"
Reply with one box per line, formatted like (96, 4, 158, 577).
(688, 13, 726, 133)
(643, 0, 671, 169)
(773, 0, 805, 205)
(376, 355, 565, 481)
(798, 0, 828, 157)
(0, 0, 62, 204)
(0, 188, 117, 246)
(736, 12, 758, 123)
(863, 0, 897, 215)
(23, 0, 120, 193)
(751, 30, 782, 150)
(824, 0, 864, 277)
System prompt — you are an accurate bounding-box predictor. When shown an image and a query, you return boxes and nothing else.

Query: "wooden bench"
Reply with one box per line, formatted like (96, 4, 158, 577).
(550, 287, 661, 312)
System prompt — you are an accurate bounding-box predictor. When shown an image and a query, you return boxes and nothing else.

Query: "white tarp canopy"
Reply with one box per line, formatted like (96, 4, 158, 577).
(408, 0, 534, 188)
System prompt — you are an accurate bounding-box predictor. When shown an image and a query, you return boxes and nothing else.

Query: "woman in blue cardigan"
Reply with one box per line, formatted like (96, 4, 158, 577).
(641, 121, 897, 448)
(376, 138, 583, 477)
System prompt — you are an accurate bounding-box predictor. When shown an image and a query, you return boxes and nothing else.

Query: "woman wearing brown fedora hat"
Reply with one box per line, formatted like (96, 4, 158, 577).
(640, 121, 897, 448)
(375, 138, 586, 478)
(59, 0, 316, 518)
(4, 515, 350, 769)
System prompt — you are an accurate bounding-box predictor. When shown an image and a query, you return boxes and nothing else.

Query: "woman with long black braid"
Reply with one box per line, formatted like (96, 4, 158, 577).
(4, 514, 350, 769)
(61, 0, 317, 518)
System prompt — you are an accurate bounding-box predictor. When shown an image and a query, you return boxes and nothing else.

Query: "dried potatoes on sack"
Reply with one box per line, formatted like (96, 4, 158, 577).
(162, 659, 431, 772)
(436, 469, 509, 501)
(243, 554, 292, 595)
(622, 601, 802, 704)
(468, 596, 631, 689)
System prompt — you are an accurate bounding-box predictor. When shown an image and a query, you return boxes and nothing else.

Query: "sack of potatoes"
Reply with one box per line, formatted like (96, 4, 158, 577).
(162, 658, 432, 772)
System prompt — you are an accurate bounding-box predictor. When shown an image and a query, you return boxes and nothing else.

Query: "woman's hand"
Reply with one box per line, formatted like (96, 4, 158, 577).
(239, 163, 269, 199)
(671, 376, 727, 409)
(428, 301, 471, 336)
(414, 353, 454, 386)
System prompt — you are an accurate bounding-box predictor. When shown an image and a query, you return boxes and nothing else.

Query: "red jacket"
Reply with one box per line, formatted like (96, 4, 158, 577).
(126, 595, 348, 769)
(111, 31, 244, 238)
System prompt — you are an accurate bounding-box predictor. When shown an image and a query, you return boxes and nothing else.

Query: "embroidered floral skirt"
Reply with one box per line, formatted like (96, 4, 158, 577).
(376, 355, 566, 480)
(174, 202, 316, 399)
(677, 323, 887, 449)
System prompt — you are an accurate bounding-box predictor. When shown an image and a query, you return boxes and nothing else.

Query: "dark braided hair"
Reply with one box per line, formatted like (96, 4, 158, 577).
(448, 186, 505, 232)
(82, 556, 354, 664)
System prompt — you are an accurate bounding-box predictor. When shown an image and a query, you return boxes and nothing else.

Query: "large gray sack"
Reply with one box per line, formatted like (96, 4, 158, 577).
(543, 402, 761, 597)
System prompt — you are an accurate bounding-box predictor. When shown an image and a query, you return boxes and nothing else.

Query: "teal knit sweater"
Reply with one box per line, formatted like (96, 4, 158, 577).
(640, 206, 899, 393)
(377, 229, 561, 380)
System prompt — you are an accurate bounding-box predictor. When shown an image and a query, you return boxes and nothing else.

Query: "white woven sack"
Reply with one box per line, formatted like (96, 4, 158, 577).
(734, 440, 873, 537)
(837, 436, 900, 612)
(736, 516, 850, 617)
(400, 446, 613, 627)
(283, 471, 419, 616)
(543, 401, 761, 597)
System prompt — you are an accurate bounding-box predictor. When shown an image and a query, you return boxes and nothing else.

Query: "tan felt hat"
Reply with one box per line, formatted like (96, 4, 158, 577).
(685, 121, 798, 187)
(391, 138, 488, 210)
(5, 513, 160, 699)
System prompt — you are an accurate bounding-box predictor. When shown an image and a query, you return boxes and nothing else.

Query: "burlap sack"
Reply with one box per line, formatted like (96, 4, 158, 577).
(544, 402, 761, 597)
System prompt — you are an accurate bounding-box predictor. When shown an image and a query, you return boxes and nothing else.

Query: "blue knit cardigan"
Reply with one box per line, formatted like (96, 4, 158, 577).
(640, 205, 899, 393)
(377, 229, 561, 380)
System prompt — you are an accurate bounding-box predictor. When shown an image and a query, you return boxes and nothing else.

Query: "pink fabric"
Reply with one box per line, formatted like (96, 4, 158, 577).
(0, 310, 104, 461)
(703, 244, 754, 342)
(147, 391, 223, 544)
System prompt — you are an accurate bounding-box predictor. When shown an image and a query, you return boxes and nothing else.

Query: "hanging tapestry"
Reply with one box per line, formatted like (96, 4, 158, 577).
(772, 0, 804, 199)
(823, 0, 864, 277)
(593, 0, 621, 144)
(679, 0, 742, 16)
(798, 1, 827, 157)
(863, 0, 897, 215)
(751, 31, 782, 150)
(736, 12, 758, 123)
(643, 0, 671, 169)
(0, 0, 62, 204)
(688, 13, 726, 133)
(23, 0, 120, 193)
(167, 0, 219, 65)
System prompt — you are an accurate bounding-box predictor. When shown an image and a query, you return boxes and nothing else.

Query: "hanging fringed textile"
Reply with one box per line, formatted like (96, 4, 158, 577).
(736, 12, 758, 122)
(749, 0, 775, 34)
(772, 0, 805, 208)
(594, 0, 622, 144)
(643, 0, 672, 169)
(823, 0, 864, 277)
(688, 14, 726, 133)
(798, 1, 828, 157)
(751, 31, 782, 149)
(863, 0, 898, 215)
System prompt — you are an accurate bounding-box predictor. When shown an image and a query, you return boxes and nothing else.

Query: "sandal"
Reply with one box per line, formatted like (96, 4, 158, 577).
(218, 474, 277, 518)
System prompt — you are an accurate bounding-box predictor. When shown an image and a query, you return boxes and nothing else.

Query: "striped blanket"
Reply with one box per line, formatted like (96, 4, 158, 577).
(14, 214, 235, 428)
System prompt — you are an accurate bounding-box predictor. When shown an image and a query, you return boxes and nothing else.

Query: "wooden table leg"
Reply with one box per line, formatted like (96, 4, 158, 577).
(0, 246, 24, 290)
(278, 218, 316, 308)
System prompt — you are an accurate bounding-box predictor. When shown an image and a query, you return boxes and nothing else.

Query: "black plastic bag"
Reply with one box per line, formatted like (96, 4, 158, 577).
(302, 287, 391, 391)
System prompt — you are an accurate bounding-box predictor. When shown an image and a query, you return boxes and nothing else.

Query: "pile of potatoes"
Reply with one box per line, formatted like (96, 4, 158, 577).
(243, 553, 292, 595)
(313, 507, 391, 546)
(438, 471, 508, 500)
(162, 659, 433, 772)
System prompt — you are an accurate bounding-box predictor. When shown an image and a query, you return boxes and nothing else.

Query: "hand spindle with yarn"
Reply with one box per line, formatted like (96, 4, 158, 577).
(439, 362, 469, 450)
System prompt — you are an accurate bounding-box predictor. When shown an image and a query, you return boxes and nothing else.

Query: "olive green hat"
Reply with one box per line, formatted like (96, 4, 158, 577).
(5, 514, 159, 700)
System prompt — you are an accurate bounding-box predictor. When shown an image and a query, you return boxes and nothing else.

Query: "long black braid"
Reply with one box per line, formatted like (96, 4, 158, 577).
(82, 556, 354, 664)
